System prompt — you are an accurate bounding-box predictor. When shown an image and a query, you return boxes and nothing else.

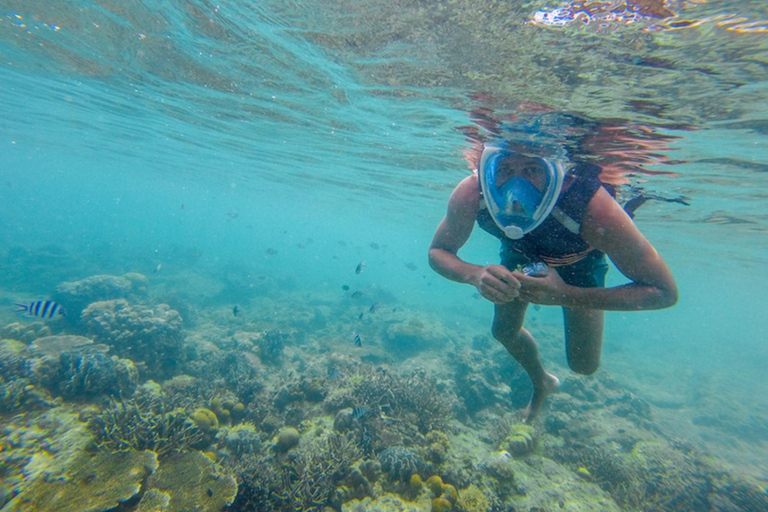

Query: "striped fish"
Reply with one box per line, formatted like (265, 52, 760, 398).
(352, 332, 362, 347)
(15, 300, 65, 319)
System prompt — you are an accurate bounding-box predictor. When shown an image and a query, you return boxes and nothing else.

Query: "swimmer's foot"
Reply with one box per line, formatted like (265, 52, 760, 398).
(523, 372, 560, 424)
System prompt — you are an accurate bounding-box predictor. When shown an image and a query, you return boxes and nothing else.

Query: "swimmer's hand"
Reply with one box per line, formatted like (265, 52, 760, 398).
(515, 266, 569, 305)
(473, 265, 520, 304)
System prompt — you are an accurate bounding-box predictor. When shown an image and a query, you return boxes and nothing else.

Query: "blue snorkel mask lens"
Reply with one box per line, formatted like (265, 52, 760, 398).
(479, 145, 565, 240)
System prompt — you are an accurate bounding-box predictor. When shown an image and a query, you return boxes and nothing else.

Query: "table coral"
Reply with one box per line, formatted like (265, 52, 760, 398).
(145, 450, 237, 512)
(6, 450, 158, 512)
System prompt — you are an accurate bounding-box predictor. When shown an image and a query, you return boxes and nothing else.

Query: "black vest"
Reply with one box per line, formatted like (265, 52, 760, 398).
(477, 163, 607, 264)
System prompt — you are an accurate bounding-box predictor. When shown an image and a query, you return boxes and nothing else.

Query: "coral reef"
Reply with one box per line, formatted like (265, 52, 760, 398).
(351, 367, 451, 434)
(143, 450, 237, 512)
(80, 299, 184, 376)
(55, 349, 139, 398)
(221, 422, 262, 456)
(257, 329, 288, 365)
(88, 396, 204, 457)
(382, 314, 448, 358)
(5, 450, 158, 512)
(54, 273, 148, 318)
(276, 426, 300, 452)
(501, 423, 536, 457)
(0, 338, 27, 378)
(379, 446, 428, 482)
(0, 322, 51, 344)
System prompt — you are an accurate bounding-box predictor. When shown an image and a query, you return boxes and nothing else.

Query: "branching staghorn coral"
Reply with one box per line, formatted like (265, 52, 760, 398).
(87, 395, 203, 457)
(351, 367, 451, 434)
(279, 431, 363, 509)
(230, 431, 362, 511)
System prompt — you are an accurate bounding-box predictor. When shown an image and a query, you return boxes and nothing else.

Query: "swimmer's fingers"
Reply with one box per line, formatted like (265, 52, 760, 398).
(479, 265, 519, 303)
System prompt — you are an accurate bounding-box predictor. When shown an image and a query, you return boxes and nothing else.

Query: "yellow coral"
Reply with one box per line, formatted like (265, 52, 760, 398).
(191, 408, 219, 432)
(502, 424, 536, 456)
(441, 484, 458, 504)
(425, 475, 444, 496)
(410, 473, 423, 488)
(456, 484, 490, 512)
(431, 497, 452, 512)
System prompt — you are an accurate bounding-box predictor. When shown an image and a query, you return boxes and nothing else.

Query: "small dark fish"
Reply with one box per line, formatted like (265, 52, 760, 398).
(369, 302, 380, 313)
(15, 300, 65, 319)
(355, 261, 366, 274)
(351, 291, 364, 299)
(327, 367, 343, 380)
(352, 332, 362, 347)
(265, 247, 278, 255)
(233, 305, 239, 316)
(227, 210, 239, 218)
(404, 262, 417, 271)
(181, 204, 185, 210)
(341, 285, 350, 291)
(358, 312, 364, 320)
(352, 406, 369, 420)
(207, 489, 213, 497)
(369, 242, 380, 250)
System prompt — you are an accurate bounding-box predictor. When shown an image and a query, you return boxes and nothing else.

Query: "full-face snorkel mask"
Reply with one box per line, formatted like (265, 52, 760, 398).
(479, 145, 565, 240)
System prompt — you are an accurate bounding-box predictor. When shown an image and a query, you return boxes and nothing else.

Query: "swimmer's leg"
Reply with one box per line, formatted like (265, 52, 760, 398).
(563, 307, 605, 375)
(493, 300, 560, 423)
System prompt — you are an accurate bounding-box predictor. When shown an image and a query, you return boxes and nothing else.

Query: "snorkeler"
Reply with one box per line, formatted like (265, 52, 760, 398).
(428, 141, 678, 422)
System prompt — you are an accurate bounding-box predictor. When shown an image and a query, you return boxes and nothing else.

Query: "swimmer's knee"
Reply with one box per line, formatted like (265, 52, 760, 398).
(491, 324, 523, 345)
(568, 357, 600, 375)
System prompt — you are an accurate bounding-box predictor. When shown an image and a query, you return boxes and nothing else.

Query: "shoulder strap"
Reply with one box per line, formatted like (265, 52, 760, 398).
(551, 207, 580, 234)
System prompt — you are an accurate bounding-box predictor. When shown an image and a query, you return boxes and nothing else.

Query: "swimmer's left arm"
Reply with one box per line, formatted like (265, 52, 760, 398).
(518, 187, 678, 310)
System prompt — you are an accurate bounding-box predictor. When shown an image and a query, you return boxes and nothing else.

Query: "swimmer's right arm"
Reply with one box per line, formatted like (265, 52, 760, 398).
(428, 176, 520, 303)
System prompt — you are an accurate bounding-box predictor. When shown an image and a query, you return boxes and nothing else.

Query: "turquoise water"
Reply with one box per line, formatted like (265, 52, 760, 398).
(2, 0, 768, 509)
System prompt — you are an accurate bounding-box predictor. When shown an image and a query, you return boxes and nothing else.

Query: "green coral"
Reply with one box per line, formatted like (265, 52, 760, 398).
(501, 424, 536, 457)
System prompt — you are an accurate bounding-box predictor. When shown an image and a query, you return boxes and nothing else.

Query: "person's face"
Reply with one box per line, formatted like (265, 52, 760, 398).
(495, 155, 548, 191)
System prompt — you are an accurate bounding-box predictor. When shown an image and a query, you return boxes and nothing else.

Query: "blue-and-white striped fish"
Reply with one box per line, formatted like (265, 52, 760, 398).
(15, 300, 65, 319)
(352, 332, 362, 347)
